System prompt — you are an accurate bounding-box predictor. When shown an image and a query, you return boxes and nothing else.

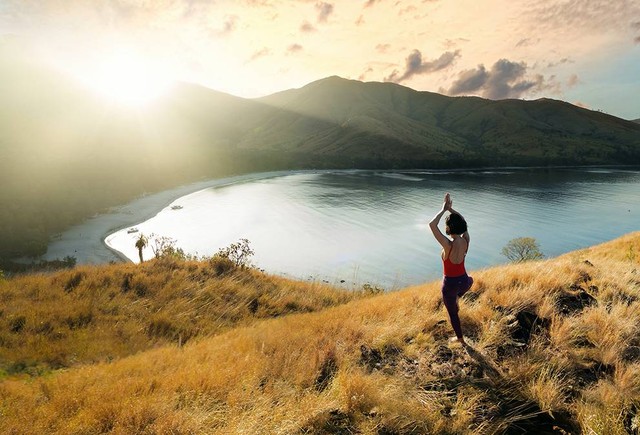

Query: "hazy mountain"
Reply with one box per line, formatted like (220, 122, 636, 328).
(249, 76, 640, 167)
(2, 44, 640, 260)
(633, 118, 640, 124)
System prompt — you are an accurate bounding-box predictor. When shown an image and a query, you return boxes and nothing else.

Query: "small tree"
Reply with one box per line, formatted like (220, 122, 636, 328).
(134, 233, 148, 263)
(502, 237, 544, 263)
(215, 238, 254, 268)
(150, 234, 188, 260)
(62, 256, 77, 268)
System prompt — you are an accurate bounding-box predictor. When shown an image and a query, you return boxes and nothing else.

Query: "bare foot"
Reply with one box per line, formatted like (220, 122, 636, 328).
(449, 336, 466, 345)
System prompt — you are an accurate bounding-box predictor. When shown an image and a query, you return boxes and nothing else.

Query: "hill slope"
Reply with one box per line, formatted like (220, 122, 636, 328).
(2, 41, 640, 260)
(1, 233, 639, 434)
(0, 255, 364, 375)
(253, 76, 640, 167)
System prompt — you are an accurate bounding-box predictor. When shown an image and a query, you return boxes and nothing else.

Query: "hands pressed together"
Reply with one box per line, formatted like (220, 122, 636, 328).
(442, 193, 452, 212)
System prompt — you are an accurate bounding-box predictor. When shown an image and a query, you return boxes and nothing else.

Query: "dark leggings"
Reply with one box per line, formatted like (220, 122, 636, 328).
(441, 274, 474, 339)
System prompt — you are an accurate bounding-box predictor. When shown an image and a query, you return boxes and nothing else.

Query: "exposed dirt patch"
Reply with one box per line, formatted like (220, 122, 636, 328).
(359, 344, 418, 377)
(556, 286, 597, 315)
(297, 409, 354, 434)
(315, 352, 338, 392)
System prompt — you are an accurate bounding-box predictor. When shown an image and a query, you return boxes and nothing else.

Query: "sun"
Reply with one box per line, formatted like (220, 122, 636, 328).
(83, 50, 172, 106)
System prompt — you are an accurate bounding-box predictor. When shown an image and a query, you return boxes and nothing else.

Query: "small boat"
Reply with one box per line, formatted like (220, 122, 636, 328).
(127, 228, 139, 234)
(171, 205, 183, 210)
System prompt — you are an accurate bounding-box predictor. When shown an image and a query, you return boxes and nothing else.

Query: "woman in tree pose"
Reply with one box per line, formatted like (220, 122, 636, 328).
(429, 193, 473, 345)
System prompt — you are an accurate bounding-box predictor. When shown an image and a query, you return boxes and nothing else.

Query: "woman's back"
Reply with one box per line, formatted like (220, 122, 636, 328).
(442, 237, 468, 264)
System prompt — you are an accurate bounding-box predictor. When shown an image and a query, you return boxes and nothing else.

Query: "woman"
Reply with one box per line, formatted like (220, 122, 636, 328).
(429, 193, 473, 345)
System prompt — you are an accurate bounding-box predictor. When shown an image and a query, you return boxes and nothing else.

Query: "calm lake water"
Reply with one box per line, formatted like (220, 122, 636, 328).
(105, 168, 640, 289)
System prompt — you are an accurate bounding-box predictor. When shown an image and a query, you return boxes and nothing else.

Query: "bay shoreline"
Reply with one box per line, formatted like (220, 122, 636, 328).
(43, 170, 319, 265)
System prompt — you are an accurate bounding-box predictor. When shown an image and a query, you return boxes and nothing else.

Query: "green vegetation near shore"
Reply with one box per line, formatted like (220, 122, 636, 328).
(1, 232, 639, 434)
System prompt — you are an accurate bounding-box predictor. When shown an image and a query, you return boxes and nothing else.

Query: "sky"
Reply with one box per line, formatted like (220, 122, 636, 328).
(1, 0, 639, 119)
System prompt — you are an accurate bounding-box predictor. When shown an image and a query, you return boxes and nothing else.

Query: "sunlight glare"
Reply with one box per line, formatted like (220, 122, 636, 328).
(84, 50, 172, 106)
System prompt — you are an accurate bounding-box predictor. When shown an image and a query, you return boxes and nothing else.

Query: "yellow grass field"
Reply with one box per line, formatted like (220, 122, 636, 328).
(1, 233, 639, 434)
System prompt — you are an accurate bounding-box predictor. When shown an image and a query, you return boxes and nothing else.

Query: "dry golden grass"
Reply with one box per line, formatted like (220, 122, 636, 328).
(1, 232, 639, 434)
(0, 256, 362, 376)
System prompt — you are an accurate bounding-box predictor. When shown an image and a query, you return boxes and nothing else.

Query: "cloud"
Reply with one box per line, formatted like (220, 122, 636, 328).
(286, 43, 303, 54)
(399, 5, 417, 16)
(384, 49, 460, 83)
(315, 2, 334, 23)
(547, 57, 571, 68)
(447, 65, 489, 95)
(515, 38, 540, 48)
(442, 38, 469, 50)
(364, 0, 381, 7)
(358, 66, 374, 80)
(242, 0, 275, 6)
(446, 59, 559, 99)
(210, 15, 238, 37)
(375, 43, 390, 53)
(300, 20, 316, 32)
(182, 0, 213, 18)
(567, 73, 580, 87)
(528, 1, 640, 35)
(248, 47, 271, 62)
(355, 15, 365, 25)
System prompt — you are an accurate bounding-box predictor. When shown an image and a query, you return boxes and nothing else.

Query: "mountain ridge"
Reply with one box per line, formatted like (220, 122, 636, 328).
(247, 75, 640, 168)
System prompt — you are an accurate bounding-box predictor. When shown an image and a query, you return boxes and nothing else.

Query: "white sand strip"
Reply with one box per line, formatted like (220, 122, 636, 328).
(41, 170, 304, 264)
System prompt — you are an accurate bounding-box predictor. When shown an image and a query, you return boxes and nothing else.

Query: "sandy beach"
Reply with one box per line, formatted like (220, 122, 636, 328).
(41, 170, 305, 264)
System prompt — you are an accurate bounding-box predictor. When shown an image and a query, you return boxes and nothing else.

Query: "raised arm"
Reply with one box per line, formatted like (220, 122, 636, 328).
(462, 230, 470, 246)
(429, 193, 452, 249)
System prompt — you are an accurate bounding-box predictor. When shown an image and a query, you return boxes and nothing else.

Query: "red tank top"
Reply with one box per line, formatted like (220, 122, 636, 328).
(443, 246, 467, 277)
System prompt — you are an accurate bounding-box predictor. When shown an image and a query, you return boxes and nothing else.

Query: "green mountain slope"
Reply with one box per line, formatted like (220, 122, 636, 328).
(252, 76, 640, 167)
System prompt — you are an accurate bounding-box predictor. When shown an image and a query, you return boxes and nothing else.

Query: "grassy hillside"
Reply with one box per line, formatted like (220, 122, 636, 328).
(1, 233, 639, 434)
(256, 76, 640, 167)
(0, 255, 364, 377)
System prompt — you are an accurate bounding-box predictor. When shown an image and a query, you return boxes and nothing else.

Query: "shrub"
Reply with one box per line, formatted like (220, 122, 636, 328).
(214, 238, 254, 268)
(9, 315, 26, 333)
(362, 283, 384, 295)
(64, 272, 85, 292)
(209, 255, 236, 276)
(150, 235, 188, 260)
(501, 237, 544, 263)
(62, 256, 77, 268)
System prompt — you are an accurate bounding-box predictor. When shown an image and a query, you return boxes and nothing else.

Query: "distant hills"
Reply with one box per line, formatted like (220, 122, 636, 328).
(1, 40, 640, 260)
(247, 76, 640, 167)
(633, 118, 640, 124)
